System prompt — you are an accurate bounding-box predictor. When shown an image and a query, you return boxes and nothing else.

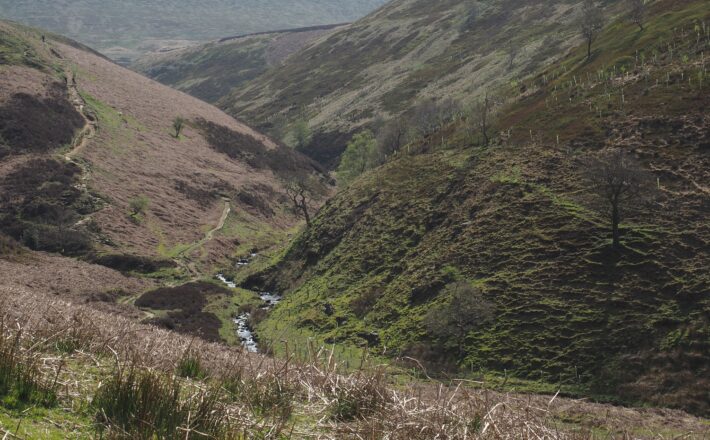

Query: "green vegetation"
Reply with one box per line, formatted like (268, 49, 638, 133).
(337, 130, 377, 186)
(246, 0, 710, 416)
(176, 351, 208, 380)
(128, 195, 150, 223)
(0, 327, 58, 409)
(290, 118, 312, 151)
(172, 116, 185, 138)
(221, 0, 596, 166)
(0, 27, 46, 69)
(93, 366, 229, 439)
(424, 281, 495, 359)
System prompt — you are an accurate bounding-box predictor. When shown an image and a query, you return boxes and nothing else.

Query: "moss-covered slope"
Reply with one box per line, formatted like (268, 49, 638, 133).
(248, 0, 710, 415)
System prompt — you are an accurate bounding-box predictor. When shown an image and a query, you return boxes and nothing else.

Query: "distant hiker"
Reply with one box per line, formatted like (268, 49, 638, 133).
(41, 35, 45, 43)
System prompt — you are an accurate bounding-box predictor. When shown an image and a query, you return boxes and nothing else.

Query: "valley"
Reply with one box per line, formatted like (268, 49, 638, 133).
(0, 0, 388, 63)
(0, 0, 708, 438)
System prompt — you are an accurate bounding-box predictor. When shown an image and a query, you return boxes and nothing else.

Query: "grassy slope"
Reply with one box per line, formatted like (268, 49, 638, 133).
(133, 26, 344, 104)
(0, 20, 328, 265)
(248, 0, 710, 415)
(0, 288, 707, 439)
(0, 21, 331, 345)
(221, 0, 602, 165)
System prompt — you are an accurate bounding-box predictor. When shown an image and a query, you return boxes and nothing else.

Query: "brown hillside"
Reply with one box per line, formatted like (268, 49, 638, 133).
(0, 20, 329, 275)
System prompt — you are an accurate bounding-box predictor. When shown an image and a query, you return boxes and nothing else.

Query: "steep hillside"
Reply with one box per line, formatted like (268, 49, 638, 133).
(244, 0, 710, 415)
(133, 24, 346, 104)
(0, 0, 387, 63)
(0, 20, 328, 282)
(221, 0, 612, 166)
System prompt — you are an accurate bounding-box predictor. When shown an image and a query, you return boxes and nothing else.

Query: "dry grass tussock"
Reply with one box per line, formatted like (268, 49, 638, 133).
(0, 286, 706, 439)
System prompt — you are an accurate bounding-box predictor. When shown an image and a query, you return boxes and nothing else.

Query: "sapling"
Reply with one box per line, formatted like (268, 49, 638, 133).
(172, 116, 185, 138)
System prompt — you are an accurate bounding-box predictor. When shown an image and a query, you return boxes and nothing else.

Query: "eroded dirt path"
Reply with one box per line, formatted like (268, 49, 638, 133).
(173, 198, 232, 279)
(62, 62, 232, 278)
(65, 68, 96, 162)
(62, 66, 102, 228)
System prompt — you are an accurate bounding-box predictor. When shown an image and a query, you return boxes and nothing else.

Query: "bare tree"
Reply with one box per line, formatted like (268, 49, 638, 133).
(285, 177, 312, 226)
(584, 149, 654, 249)
(437, 97, 463, 127)
(410, 99, 443, 138)
(471, 92, 493, 146)
(376, 118, 409, 161)
(425, 282, 495, 359)
(579, 0, 604, 61)
(627, 0, 646, 31)
(409, 98, 462, 141)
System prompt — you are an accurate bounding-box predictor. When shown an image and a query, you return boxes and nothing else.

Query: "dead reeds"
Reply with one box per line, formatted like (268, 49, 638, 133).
(0, 286, 704, 439)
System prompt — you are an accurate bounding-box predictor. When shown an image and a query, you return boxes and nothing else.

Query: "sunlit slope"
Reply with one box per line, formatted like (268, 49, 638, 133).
(246, 0, 710, 415)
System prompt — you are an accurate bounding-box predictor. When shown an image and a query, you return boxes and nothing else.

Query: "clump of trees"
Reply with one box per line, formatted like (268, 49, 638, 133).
(172, 117, 185, 138)
(425, 281, 495, 359)
(291, 119, 312, 151)
(410, 98, 462, 139)
(337, 130, 378, 187)
(336, 97, 469, 187)
(583, 149, 654, 249)
(579, 0, 604, 61)
(376, 117, 409, 160)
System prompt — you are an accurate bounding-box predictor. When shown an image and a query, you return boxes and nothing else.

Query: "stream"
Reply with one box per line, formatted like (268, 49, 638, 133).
(216, 253, 281, 353)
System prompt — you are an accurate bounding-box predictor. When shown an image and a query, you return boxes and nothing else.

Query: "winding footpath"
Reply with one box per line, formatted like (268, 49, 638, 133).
(173, 198, 232, 279)
(63, 67, 101, 228)
(64, 69, 96, 162)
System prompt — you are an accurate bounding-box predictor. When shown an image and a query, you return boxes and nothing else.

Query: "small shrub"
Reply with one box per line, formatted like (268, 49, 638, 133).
(0, 324, 58, 408)
(176, 351, 208, 380)
(128, 196, 149, 224)
(128, 195, 149, 216)
(93, 366, 230, 439)
(88, 253, 176, 274)
(350, 288, 381, 319)
(0, 234, 23, 259)
(223, 374, 294, 420)
(326, 372, 389, 422)
(172, 116, 185, 138)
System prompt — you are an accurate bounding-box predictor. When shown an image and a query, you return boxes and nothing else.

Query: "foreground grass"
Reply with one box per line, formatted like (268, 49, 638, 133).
(1, 289, 706, 438)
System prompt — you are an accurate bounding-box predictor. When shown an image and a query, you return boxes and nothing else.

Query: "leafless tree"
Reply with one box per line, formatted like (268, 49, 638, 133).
(409, 98, 463, 141)
(627, 0, 646, 31)
(471, 92, 493, 146)
(579, 0, 604, 61)
(437, 97, 463, 126)
(285, 176, 312, 226)
(425, 282, 495, 359)
(410, 99, 444, 138)
(583, 149, 654, 249)
(376, 118, 409, 161)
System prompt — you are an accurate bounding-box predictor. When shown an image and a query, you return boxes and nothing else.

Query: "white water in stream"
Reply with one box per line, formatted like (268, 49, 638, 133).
(216, 254, 281, 353)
